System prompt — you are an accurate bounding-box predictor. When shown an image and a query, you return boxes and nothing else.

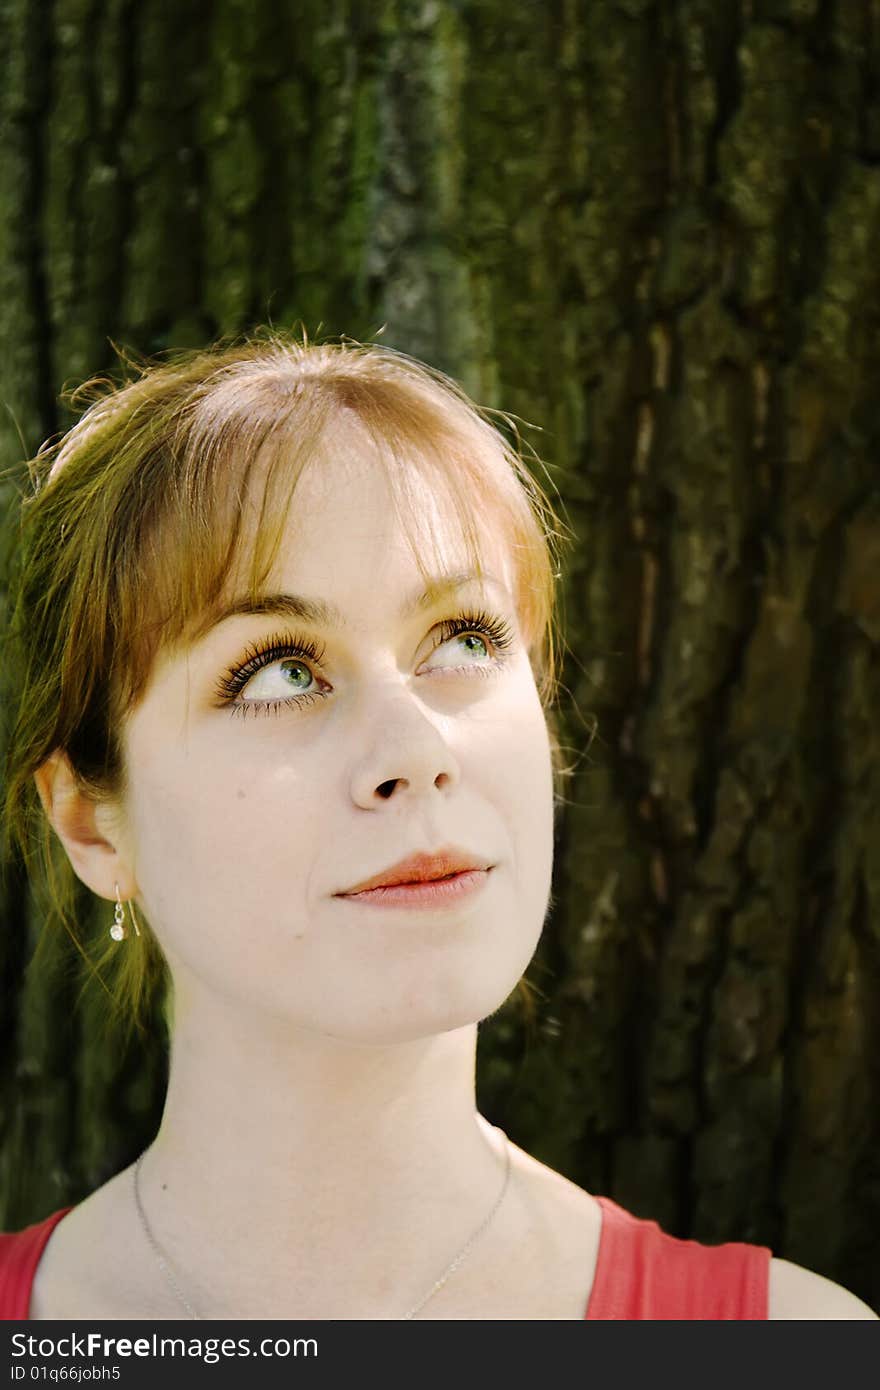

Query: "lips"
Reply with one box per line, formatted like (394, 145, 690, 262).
(336, 847, 493, 896)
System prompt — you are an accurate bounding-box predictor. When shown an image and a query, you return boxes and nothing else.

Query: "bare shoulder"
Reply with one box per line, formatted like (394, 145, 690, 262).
(30, 1163, 171, 1320)
(769, 1257, 878, 1320)
(507, 1137, 602, 1246)
(495, 1136, 603, 1319)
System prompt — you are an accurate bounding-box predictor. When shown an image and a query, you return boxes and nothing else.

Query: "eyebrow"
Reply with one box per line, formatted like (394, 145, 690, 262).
(199, 572, 511, 638)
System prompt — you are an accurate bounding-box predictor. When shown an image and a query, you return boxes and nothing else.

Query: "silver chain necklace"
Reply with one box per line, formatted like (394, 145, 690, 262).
(133, 1127, 511, 1321)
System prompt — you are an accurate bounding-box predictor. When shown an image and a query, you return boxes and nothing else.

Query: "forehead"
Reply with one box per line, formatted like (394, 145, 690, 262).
(233, 414, 518, 596)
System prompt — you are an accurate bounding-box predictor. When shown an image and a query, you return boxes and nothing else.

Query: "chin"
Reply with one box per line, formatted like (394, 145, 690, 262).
(343, 966, 534, 1046)
(324, 1011, 488, 1048)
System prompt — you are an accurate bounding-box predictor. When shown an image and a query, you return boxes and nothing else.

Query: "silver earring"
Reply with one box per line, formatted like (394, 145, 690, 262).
(110, 882, 127, 941)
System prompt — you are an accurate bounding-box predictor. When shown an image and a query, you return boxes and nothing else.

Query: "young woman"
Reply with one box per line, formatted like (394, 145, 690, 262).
(0, 335, 875, 1320)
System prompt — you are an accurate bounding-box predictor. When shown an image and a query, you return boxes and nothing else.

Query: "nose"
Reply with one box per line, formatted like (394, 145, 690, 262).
(348, 689, 462, 807)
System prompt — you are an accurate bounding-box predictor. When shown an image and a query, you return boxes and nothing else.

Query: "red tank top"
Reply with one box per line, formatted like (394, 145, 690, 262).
(0, 1195, 770, 1319)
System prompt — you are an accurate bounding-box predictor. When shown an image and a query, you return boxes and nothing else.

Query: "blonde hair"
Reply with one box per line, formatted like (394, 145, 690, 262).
(1, 331, 573, 1049)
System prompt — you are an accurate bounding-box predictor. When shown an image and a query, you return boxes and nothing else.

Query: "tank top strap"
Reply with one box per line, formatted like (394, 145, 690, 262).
(585, 1195, 770, 1319)
(0, 1208, 74, 1320)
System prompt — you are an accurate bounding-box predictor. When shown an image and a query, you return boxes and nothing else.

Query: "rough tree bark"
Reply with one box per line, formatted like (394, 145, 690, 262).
(1, 0, 879, 1310)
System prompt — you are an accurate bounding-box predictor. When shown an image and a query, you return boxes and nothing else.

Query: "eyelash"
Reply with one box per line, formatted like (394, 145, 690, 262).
(214, 609, 517, 720)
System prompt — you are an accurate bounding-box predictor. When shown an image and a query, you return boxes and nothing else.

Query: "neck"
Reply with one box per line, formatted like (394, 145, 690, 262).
(136, 991, 510, 1318)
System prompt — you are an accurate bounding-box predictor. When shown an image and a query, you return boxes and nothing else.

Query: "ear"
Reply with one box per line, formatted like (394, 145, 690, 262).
(33, 749, 136, 903)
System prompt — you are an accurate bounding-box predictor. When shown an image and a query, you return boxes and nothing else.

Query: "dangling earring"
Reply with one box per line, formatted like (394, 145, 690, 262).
(110, 882, 127, 940)
(110, 882, 141, 941)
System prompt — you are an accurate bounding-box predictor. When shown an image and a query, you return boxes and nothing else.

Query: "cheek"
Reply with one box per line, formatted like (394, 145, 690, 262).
(514, 711, 554, 866)
(482, 673, 553, 791)
(126, 765, 327, 1009)
(124, 769, 216, 948)
(472, 682, 555, 871)
(125, 751, 317, 944)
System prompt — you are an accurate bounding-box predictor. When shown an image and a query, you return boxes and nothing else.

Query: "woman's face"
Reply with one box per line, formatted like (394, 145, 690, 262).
(113, 423, 556, 1044)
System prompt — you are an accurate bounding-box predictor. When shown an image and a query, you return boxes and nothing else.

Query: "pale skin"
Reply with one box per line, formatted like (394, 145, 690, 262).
(31, 417, 877, 1320)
